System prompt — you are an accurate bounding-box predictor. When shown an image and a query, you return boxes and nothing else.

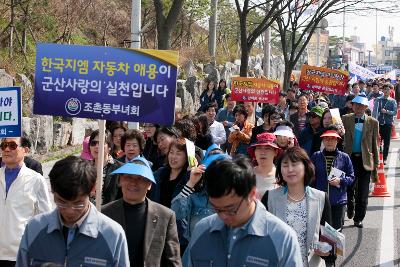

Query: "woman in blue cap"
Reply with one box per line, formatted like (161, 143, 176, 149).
(171, 152, 230, 240)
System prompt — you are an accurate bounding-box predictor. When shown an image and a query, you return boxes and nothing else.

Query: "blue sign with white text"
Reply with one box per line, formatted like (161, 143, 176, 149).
(0, 87, 22, 137)
(34, 43, 178, 125)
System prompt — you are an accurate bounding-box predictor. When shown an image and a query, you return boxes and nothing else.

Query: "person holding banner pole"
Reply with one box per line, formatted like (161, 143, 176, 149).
(89, 129, 119, 206)
(95, 120, 106, 210)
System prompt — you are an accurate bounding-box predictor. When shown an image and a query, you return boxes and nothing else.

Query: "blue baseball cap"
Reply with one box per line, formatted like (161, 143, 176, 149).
(204, 144, 222, 159)
(352, 94, 369, 106)
(201, 153, 231, 168)
(111, 157, 156, 184)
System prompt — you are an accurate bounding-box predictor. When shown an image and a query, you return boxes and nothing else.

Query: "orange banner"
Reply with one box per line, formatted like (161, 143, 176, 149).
(299, 65, 349, 95)
(231, 77, 280, 104)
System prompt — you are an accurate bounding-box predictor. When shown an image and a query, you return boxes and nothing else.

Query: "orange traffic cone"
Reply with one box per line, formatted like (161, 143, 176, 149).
(397, 102, 400, 118)
(391, 125, 399, 139)
(370, 139, 390, 197)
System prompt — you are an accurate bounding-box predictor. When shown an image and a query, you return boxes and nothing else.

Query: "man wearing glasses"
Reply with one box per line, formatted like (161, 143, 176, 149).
(0, 137, 52, 267)
(16, 156, 129, 266)
(183, 156, 302, 266)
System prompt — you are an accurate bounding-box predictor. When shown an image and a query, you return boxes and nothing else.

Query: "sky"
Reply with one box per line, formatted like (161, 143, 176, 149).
(327, 7, 400, 51)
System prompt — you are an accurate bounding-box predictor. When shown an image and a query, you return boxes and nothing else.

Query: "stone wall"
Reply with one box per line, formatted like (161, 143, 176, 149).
(21, 116, 98, 154)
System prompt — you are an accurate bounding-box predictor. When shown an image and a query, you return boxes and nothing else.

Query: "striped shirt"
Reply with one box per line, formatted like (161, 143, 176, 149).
(324, 151, 336, 175)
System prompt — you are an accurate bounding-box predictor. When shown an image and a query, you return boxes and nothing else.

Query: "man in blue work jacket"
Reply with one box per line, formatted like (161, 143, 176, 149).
(183, 156, 302, 266)
(16, 156, 129, 267)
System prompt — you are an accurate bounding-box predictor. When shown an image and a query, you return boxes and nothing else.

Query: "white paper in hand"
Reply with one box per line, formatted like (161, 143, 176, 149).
(185, 138, 197, 168)
(328, 167, 344, 188)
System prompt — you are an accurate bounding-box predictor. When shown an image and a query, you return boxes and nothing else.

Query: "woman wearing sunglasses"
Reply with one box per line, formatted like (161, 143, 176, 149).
(88, 129, 119, 205)
(250, 104, 281, 144)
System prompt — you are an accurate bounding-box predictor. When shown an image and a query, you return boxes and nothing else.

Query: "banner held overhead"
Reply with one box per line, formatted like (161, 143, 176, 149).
(231, 77, 280, 104)
(299, 65, 348, 96)
(34, 43, 178, 125)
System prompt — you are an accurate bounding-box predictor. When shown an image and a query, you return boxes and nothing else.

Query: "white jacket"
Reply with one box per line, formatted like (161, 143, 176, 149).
(209, 120, 226, 146)
(0, 164, 52, 261)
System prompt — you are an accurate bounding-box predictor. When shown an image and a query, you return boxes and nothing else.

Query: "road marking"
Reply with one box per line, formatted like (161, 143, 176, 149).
(379, 148, 398, 267)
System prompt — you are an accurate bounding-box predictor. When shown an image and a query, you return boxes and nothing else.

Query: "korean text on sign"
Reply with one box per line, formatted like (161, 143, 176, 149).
(0, 87, 22, 137)
(34, 43, 178, 125)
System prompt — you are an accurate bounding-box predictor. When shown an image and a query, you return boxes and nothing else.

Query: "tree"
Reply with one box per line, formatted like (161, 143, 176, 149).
(153, 0, 185, 49)
(234, 0, 291, 77)
(275, 0, 400, 90)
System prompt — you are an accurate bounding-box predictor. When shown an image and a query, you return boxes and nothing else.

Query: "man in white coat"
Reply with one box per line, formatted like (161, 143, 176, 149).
(204, 103, 226, 147)
(0, 137, 52, 266)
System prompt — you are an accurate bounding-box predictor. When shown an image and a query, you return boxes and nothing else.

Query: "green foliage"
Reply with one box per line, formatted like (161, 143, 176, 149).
(184, 0, 210, 21)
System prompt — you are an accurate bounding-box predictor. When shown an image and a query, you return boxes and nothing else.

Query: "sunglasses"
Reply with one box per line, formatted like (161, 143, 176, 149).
(0, 141, 19, 150)
(89, 140, 100, 147)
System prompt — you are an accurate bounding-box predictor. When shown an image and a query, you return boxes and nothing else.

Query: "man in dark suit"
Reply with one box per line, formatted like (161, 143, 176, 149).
(102, 157, 181, 267)
(0, 136, 43, 175)
(342, 94, 379, 228)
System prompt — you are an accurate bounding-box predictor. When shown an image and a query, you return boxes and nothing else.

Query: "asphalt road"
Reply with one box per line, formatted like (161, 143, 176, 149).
(335, 125, 400, 267)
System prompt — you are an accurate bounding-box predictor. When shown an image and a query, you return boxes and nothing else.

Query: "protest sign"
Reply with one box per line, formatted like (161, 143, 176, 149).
(299, 65, 348, 95)
(34, 43, 178, 125)
(348, 62, 377, 81)
(231, 77, 280, 104)
(0, 87, 21, 137)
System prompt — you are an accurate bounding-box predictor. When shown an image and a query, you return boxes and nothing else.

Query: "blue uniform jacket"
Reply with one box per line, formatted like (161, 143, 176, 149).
(16, 203, 129, 267)
(183, 201, 303, 267)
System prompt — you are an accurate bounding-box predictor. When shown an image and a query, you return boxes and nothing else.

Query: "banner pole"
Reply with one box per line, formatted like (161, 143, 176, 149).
(95, 119, 106, 211)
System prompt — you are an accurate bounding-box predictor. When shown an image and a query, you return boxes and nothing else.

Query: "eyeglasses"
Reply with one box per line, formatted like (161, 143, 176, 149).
(0, 141, 19, 151)
(211, 198, 245, 216)
(89, 140, 99, 147)
(54, 201, 86, 210)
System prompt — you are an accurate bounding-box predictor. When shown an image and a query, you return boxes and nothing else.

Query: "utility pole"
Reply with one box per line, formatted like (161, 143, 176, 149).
(128, 0, 141, 130)
(263, 3, 271, 77)
(342, 0, 345, 46)
(376, 8, 378, 64)
(341, 0, 345, 68)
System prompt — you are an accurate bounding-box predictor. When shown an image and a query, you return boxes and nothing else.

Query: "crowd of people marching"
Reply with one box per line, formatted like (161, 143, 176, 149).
(0, 77, 398, 266)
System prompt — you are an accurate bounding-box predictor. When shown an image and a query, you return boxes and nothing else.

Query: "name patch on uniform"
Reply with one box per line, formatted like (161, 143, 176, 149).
(246, 256, 269, 267)
(84, 257, 108, 266)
